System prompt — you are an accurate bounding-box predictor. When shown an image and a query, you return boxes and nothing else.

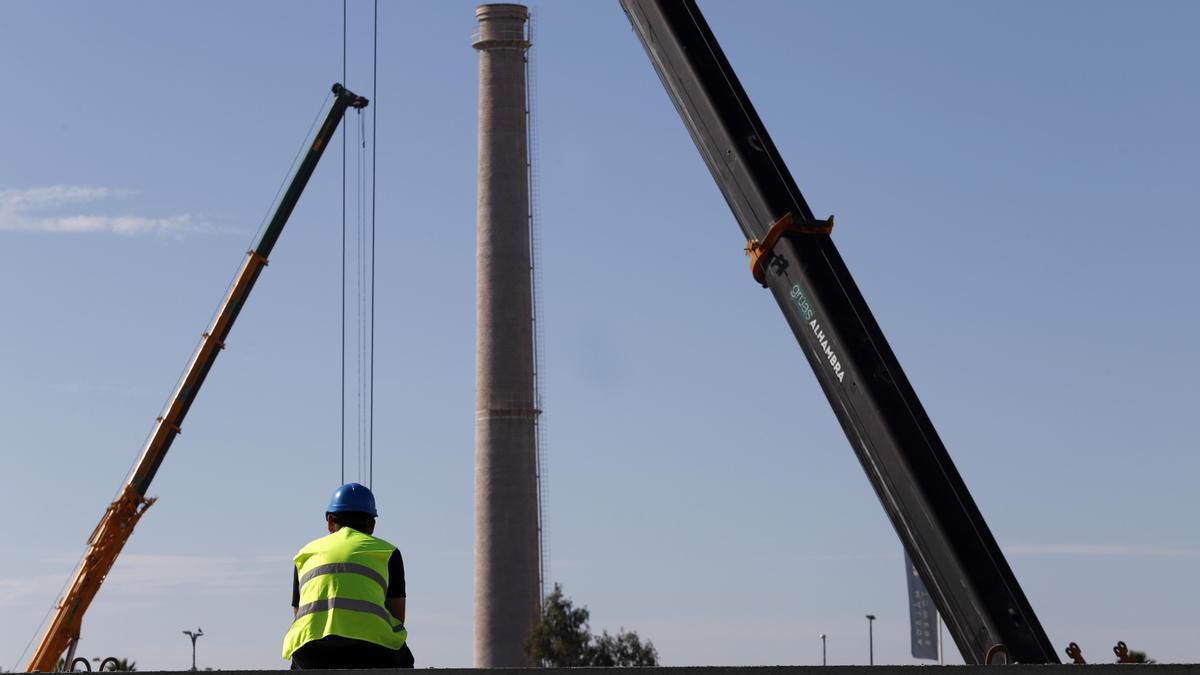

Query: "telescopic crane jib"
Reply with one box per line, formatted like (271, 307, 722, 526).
(620, 0, 1059, 664)
(25, 83, 367, 673)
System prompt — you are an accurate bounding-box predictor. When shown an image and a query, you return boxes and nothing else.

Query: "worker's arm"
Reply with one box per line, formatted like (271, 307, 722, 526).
(386, 597, 406, 623)
(292, 566, 300, 619)
(386, 549, 406, 623)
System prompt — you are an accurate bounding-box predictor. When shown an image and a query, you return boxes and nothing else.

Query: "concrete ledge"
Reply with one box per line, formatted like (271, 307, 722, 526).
(131, 665, 1200, 674)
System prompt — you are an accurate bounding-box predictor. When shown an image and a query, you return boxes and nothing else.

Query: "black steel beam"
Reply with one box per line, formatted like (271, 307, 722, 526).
(255, 83, 368, 259)
(620, 0, 1058, 664)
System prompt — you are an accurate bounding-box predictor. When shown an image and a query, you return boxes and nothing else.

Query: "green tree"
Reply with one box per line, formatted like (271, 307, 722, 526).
(590, 630, 659, 667)
(1127, 650, 1154, 664)
(525, 584, 594, 666)
(524, 584, 659, 667)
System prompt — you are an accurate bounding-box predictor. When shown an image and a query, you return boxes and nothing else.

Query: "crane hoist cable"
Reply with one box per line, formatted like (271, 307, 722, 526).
(370, 0, 378, 490)
(341, 0, 348, 485)
(340, 0, 379, 489)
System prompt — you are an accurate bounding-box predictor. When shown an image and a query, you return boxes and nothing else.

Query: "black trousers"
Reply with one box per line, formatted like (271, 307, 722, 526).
(291, 635, 414, 670)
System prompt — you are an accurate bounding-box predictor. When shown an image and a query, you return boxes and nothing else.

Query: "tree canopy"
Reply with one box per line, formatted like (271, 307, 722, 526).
(524, 584, 659, 667)
(1127, 650, 1154, 664)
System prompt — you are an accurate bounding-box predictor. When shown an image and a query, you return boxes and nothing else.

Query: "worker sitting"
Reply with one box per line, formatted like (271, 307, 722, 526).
(283, 483, 414, 669)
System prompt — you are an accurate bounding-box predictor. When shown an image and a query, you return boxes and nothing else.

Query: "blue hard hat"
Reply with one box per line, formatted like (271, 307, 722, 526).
(327, 482, 378, 517)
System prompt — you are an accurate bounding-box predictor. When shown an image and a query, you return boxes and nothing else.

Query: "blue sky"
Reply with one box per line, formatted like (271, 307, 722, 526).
(2, 0, 1199, 669)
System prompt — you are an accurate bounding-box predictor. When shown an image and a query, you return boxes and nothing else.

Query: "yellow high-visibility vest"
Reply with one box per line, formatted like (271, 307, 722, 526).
(282, 527, 407, 660)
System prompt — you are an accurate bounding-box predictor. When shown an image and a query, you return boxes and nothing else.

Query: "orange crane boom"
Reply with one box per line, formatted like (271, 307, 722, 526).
(27, 488, 155, 672)
(25, 83, 367, 672)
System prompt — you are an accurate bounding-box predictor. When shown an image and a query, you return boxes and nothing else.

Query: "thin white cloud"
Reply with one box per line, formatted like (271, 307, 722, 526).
(0, 572, 71, 606)
(0, 185, 128, 209)
(793, 544, 1200, 560)
(0, 553, 286, 609)
(104, 553, 284, 596)
(50, 381, 145, 396)
(0, 185, 211, 237)
(1006, 543, 1200, 558)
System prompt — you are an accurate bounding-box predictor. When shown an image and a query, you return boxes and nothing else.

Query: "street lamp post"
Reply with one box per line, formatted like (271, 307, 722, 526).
(819, 633, 827, 666)
(182, 628, 204, 671)
(865, 615, 876, 666)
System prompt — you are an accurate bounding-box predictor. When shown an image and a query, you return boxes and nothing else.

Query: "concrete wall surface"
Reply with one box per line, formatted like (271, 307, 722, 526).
(130, 665, 1200, 675)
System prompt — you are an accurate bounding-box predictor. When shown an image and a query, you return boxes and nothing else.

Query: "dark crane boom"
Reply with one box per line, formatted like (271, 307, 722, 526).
(620, 1, 1058, 664)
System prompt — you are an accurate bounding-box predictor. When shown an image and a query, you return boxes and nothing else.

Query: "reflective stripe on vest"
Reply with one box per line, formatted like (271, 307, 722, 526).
(299, 562, 388, 593)
(295, 599, 407, 632)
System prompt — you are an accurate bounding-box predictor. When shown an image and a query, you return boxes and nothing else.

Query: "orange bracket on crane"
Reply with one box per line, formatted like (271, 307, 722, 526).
(744, 211, 834, 287)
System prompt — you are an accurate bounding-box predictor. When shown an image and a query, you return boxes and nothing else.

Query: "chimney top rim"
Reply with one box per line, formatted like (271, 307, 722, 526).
(476, 3, 529, 21)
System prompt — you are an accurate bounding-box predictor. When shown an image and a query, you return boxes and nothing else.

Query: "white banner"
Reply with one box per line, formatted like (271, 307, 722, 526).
(906, 551, 939, 660)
